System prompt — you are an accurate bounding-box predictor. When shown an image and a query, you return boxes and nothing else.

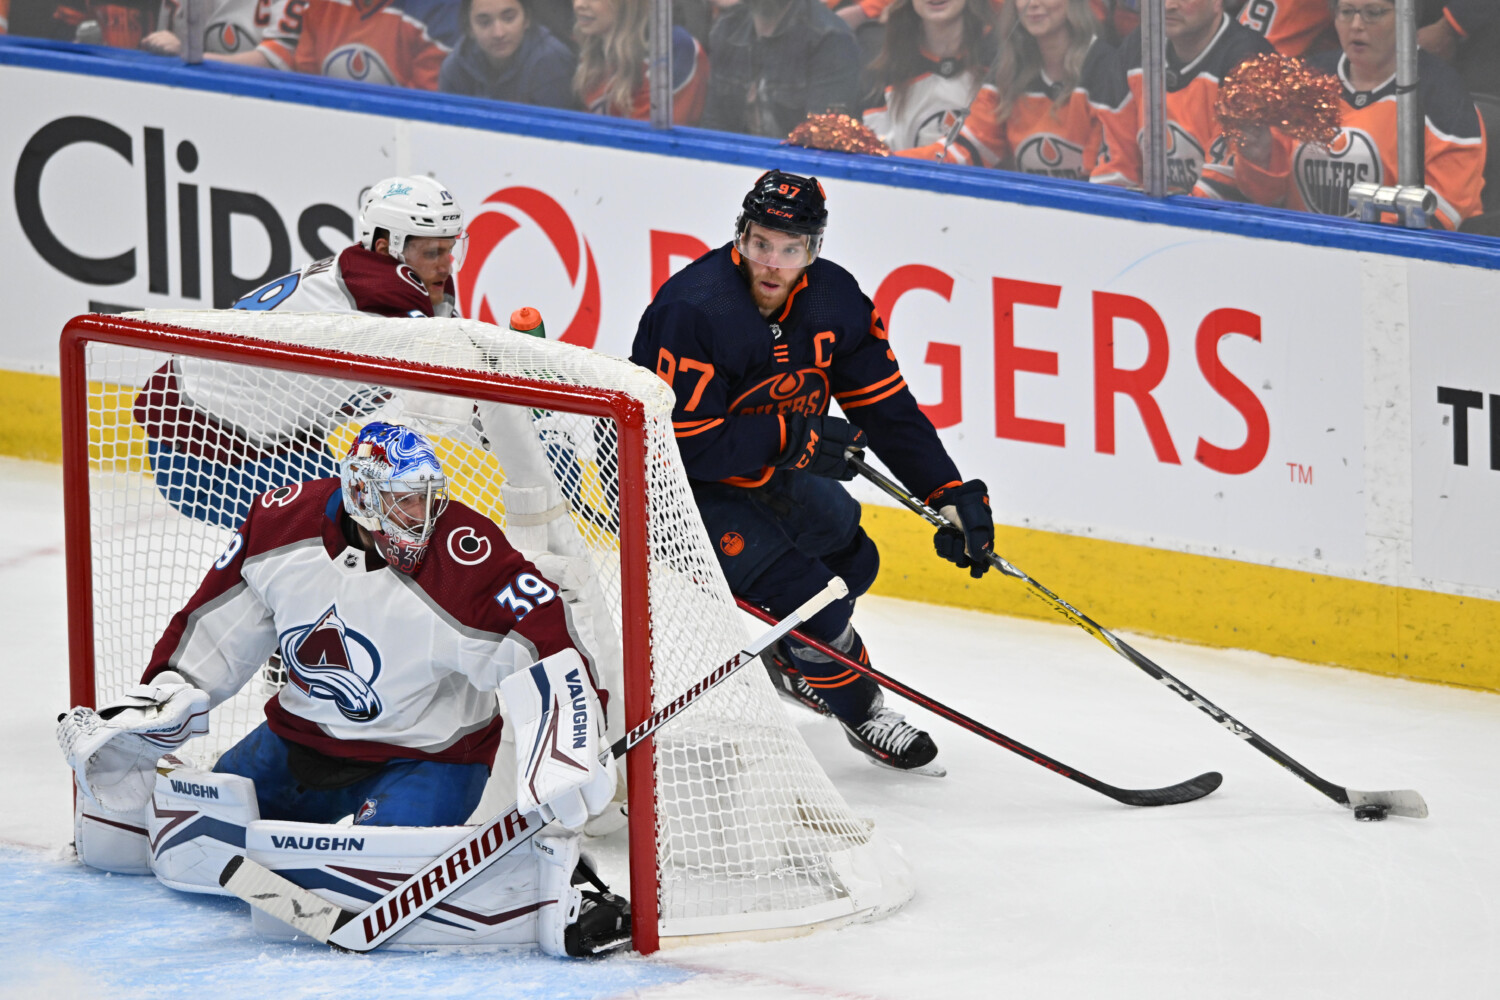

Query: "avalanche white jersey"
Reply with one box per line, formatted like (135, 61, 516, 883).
(232, 243, 460, 318)
(142, 478, 601, 766)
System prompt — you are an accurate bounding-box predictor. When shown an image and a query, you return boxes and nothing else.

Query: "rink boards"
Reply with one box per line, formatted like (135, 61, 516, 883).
(0, 49, 1498, 689)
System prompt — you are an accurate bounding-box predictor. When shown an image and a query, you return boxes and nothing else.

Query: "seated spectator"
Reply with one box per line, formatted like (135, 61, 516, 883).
(1235, 0, 1485, 229)
(1237, 0, 1337, 57)
(255, 0, 454, 89)
(573, 0, 708, 122)
(140, 0, 296, 65)
(702, 0, 861, 137)
(8, 0, 154, 46)
(440, 0, 578, 106)
(901, 0, 1113, 177)
(1090, 0, 1273, 197)
(861, 0, 997, 155)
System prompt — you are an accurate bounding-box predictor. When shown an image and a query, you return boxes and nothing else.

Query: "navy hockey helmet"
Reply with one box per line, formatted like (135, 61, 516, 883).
(735, 170, 828, 258)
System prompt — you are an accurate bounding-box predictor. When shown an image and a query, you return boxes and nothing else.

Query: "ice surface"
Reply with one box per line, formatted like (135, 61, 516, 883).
(5, 457, 1498, 999)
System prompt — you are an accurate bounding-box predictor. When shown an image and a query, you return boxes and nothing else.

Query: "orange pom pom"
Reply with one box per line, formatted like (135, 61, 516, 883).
(1216, 53, 1341, 150)
(785, 114, 891, 156)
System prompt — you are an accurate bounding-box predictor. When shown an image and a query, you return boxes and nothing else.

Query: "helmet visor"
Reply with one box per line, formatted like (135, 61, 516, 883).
(737, 229, 817, 269)
(404, 232, 470, 274)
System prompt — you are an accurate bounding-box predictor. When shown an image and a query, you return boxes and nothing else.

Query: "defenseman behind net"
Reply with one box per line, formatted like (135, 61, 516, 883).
(58, 422, 628, 956)
(632, 169, 995, 775)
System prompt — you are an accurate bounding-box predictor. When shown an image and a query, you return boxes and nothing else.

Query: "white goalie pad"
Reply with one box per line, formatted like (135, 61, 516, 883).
(501, 650, 615, 831)
(147, 766, 260, 895)
(244, 821, 583, 953)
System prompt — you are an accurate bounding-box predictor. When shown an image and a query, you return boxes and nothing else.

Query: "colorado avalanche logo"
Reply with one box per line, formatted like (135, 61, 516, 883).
(729, 369, 830, 417)
(323, 45, 398, 86)
(1015, 134, 1086, 179)
(456, 187, 601, 347)
(1294, 128, 1382, 217)
(279, 605, 384, 723)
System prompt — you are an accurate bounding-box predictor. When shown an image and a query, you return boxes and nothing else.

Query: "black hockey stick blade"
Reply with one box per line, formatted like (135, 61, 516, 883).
(737, 598, 1222, 808)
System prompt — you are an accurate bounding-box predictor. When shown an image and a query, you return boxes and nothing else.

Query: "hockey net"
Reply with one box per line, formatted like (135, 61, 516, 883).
(61, 311, 911, 952)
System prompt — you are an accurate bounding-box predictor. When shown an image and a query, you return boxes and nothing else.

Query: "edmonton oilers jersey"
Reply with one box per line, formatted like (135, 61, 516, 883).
(632, 243, 961, 499)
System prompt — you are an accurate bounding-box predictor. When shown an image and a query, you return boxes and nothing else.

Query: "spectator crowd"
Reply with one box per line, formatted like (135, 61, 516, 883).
(2, 0, 1494, 230)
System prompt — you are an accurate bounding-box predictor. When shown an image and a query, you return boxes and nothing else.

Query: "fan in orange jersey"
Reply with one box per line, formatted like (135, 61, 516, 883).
(1237, 0, 1336, 58)
(573, 0, 709, 124)
(259, 0, 452, 90)
(1234, 0, 1485, 230)
(861, 0, 997, 155)
(901, 0, 1115, 178)
(1090, 0, 1273, 197)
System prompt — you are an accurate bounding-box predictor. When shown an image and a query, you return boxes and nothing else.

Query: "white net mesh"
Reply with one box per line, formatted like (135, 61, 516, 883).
(72, 311, 910, 939)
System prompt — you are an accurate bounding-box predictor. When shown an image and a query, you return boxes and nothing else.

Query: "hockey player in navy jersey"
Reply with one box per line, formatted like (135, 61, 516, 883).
(58, 422, 630, 955)
(631, 170, 994, 775)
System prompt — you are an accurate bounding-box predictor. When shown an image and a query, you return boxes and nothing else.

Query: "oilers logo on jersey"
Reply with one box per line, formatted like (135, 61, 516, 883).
(208, 21, 256, 52)
(1014, 134, 1088, 179)
(1161, 122, 1208, 195)
(279, 605, 385, 723)
(324, 44, 399, 85)
(1293, 128, 1382, 217)
(730, 369, 830, 418)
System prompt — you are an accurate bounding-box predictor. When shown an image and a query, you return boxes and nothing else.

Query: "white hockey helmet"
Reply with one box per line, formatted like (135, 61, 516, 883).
(358, 176, 467, 267)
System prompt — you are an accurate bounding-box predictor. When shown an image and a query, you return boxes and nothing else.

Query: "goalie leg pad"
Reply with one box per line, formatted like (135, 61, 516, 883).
(73, 777, 152, 875)
(147, 766, 260, 895)
(244, 821, 586, 951)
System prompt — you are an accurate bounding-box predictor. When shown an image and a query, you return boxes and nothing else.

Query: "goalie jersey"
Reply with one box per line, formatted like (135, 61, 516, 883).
(141, 478, 601, 766)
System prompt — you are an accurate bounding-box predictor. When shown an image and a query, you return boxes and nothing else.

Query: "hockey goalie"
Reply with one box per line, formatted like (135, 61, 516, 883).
(57, 421, 631, 956)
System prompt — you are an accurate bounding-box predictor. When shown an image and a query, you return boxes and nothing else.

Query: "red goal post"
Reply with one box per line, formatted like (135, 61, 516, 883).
(60, 311, 912, 953)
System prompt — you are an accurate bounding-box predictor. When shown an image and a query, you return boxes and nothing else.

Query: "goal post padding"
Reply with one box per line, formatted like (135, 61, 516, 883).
(60, 311, 912, 952)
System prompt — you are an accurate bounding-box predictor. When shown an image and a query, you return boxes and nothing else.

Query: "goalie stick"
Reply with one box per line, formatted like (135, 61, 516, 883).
(220, 576, 851, 951)
(737, 599, 1220, 807)
(851, 455, 1428, 820)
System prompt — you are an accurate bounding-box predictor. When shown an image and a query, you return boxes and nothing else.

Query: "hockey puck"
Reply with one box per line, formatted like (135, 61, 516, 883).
(1354, 804, 1389, 822)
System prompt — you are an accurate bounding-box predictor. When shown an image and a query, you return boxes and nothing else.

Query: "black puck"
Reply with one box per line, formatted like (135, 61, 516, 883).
(1354, 804, 1388, 822)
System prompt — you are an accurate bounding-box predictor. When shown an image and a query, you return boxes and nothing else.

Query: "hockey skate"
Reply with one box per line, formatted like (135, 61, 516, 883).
(762, 643, 834, 717)
(840, 702, 946, 777)
(565, 858, 632, 957)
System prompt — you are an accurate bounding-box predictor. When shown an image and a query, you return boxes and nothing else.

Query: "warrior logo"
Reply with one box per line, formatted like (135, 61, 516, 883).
(1294, 128, 1382, 216)
(279, 605, 384, 722)
(1015, 134, 1087, 179)
(457, 188, 600, 348)
(323, 45, 399, 87)
(729, 369, 830, 418)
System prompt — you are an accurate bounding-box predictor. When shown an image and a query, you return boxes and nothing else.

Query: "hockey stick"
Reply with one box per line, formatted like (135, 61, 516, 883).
(220, 576, 851, 950)
(851, 456, 1429, 820)
(737, 598, 1220, 807)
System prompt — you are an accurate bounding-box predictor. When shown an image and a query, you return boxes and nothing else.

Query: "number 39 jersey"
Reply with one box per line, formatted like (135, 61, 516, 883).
(142, 478, 601, 766)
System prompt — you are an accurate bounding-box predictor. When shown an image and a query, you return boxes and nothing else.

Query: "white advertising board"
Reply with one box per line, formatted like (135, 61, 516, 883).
(6, 63, 1493, 597)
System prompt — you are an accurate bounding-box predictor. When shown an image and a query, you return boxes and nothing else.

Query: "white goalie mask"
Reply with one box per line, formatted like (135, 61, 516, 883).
(358, 176, 468, 270)
(341, 422, 450, 574)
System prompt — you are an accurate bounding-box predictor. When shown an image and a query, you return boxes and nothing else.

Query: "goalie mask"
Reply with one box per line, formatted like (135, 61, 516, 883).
(341, 422, 450, 574)
(358, 176, 468, 271)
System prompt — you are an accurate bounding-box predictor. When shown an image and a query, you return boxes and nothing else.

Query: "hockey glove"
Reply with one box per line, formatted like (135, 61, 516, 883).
(928, 479, 994, 578)
(502, 650, 616, 831)
(776, 415, 867, 480)
(57, 675, 210, 812)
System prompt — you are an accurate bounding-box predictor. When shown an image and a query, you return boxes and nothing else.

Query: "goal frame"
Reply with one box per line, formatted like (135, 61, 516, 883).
(59, 313, 667, 953)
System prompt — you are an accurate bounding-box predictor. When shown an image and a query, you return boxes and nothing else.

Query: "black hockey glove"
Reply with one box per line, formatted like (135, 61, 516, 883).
(776, 415, 867, 480)
(928, 480, 994, 578)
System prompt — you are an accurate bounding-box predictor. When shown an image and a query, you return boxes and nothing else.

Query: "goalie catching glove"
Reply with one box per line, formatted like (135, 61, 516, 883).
(501, 650, 615, 831)
(928, 480, 995, 578)
(57, 672, 210, 812)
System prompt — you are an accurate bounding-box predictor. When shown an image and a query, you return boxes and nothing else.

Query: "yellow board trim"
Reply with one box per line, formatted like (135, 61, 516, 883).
(862, 505, 1500, 693)
(6, 367, 1497, 692)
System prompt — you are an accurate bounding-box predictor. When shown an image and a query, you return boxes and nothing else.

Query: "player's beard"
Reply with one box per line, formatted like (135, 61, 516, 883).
(739, 257, 804, 317)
